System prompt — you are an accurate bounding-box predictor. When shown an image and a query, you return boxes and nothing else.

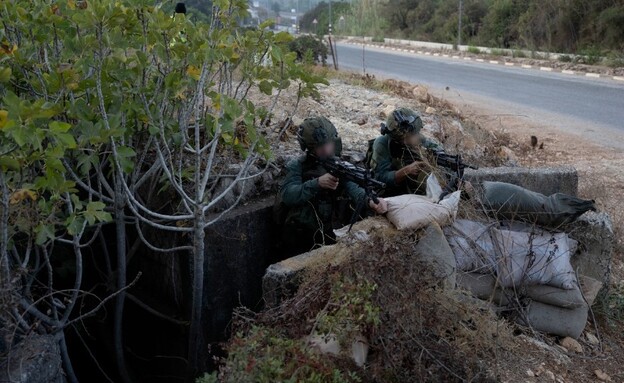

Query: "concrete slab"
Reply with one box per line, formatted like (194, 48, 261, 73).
(263, 218, 454, 307)
(565, 212, 614, 287)
(262, 244, 346, 307)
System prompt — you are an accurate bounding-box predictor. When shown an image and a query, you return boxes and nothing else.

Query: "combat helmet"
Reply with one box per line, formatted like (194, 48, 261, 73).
(383, 107, 423, 141)
(297, 117, 342, 154)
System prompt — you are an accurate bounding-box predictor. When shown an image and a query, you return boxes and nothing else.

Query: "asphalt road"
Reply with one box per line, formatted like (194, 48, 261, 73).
(335, 43, 624, 143)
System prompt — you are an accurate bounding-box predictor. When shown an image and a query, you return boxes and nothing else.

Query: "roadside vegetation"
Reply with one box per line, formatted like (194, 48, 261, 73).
(298, 0, 624, 59)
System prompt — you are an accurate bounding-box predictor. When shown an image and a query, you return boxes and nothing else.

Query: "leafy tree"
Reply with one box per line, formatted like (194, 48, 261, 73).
(0, 1, 326, 382)
(271, 1, 281, 17)
(289, 35, 328, 64)
(343, 0, 624, 55)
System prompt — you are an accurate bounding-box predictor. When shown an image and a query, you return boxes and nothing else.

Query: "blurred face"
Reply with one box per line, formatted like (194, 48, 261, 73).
(403, 132, 423, 147)
(313, 141, 335, 159)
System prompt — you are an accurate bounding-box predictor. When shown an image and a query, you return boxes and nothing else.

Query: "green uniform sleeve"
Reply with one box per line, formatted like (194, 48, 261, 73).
(345, 181, 367, 206)
(371, 136, 398, 188)
(280, 159, 321, 206)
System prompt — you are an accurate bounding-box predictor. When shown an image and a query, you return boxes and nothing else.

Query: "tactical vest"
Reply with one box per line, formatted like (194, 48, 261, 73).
(275, 156, 351, 235)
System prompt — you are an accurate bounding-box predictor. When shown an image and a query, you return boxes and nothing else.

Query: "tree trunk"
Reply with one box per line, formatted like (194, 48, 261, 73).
(186, 211, 205, 382)
(114, 176, 133, 383)
(0, 173, 10, 290)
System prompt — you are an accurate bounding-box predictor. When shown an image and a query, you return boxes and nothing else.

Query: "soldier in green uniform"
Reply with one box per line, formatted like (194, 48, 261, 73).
(277, 117, 387, 257)
(369, 107, 443, 197)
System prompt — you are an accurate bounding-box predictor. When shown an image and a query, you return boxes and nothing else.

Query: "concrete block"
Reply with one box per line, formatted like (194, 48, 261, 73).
(565, 212, 614, 286)
(0, 335, 65, 383)
(578, 275, 603, 306)
(262, 244, 346, 308)
(465, 166, 579, 196)
(517, 301, 588, 339)
(262, 217, 454, 307)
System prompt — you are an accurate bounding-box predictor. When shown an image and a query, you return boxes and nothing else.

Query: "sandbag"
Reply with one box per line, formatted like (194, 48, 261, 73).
(517, 301, 588, 339)
(445, 220, 577, 289)
(413, 223, 457, 289)
(457, 272, 584, 308)
(456, 272, 510, 306)
(444, 220, 498, 273)
(482, 181, 596, 228)
(525, 284, 585, 309)
(385, 175, 460, 231)
(494, 229, 577, 290)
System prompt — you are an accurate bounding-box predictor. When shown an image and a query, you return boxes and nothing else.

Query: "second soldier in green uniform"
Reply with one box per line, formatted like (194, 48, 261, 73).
(369, 107, 443, 197)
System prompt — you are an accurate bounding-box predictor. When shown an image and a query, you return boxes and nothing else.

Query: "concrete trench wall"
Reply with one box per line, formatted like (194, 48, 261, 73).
(131, 196, 281, 374)
(201, 198, 279, 339)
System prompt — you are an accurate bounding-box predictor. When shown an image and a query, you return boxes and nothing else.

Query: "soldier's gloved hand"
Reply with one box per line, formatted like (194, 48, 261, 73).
(405, 160, 427, 175)
(318, 173, 339, 190)
(396, 161, 427, 183)
(369, 198, 388, 214)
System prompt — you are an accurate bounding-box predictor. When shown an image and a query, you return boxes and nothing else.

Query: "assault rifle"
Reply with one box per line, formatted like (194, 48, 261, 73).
(310, 154, 385, 204)
(428, 149, 478, 181)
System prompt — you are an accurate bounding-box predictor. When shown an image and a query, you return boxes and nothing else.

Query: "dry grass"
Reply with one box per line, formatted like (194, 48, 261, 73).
(223, 227, 521, 382)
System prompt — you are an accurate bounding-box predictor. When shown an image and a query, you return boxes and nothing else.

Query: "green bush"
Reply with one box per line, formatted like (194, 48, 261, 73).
(512, 49, 527, 58)
(490, 48, 508, 56)
(559, 54, 572, 62)
(200, 326, 362, 383)
(467, 45, 481, 54)
(372, 36, 385, 43)
(288, 35, 328, 65)
(605, 51, 624, 68)
(578, 46, 604, 65)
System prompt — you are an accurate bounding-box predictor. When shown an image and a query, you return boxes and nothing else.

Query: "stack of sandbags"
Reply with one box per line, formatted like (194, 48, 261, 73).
(456, 271, 602, 339)
(446, 219, 603, 339)
(446, 220, 578, 289)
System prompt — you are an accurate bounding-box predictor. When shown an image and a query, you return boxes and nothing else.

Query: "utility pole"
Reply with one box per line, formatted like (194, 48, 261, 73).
(328, 0, 332, 36)
(457, 0, 463, 48)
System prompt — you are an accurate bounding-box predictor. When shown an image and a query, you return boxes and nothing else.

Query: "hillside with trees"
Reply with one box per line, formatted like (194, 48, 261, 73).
(302, 0, 624, 56)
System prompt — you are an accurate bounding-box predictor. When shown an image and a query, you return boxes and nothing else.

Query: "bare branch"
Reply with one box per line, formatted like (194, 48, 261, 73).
(126, 293, 189, 326)
(70, 324, 117, 383)
(123, 197, 193, 232)
(62, 272, 142, 329)
(134, 219, 193, 253)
